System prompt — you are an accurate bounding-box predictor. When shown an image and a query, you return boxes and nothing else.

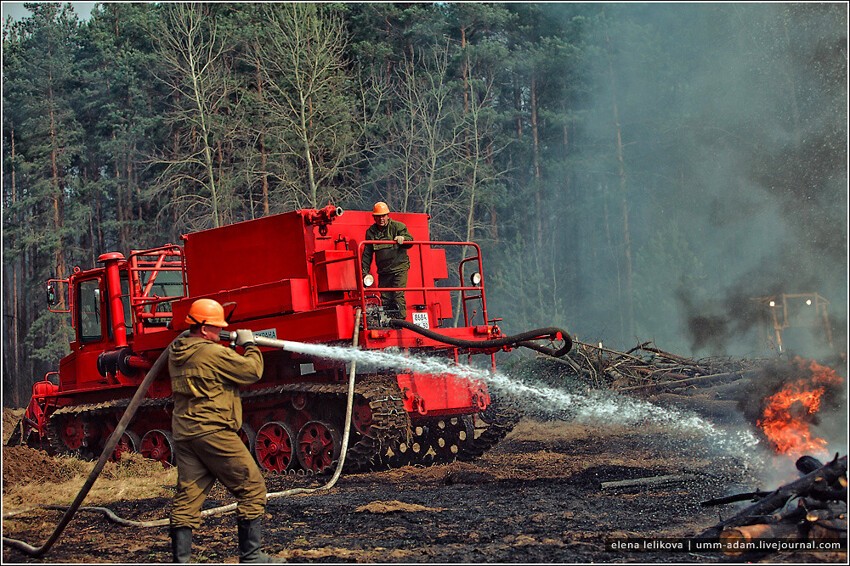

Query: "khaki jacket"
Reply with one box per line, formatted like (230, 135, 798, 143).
(168, 336, 264, 441)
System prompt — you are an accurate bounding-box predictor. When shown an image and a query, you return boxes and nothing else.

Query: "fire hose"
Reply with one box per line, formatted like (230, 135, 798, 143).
(2, 309, 363, 557)
(389, 319, 573, 358)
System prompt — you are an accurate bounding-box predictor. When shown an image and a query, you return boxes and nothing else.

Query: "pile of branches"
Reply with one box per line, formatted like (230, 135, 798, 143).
(697, 454, 848, 557)
(558, 340, 763, 392)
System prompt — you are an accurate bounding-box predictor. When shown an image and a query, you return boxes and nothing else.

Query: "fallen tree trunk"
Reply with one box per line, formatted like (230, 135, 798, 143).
(719, 521, 802, 548)
(601, 473, 696, 491)
(701, 490, 769, 507)
(718, 522, 804, 557)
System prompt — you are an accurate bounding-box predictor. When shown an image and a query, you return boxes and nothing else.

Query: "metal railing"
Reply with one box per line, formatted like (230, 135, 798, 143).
(127, 245, 187, 332)
(350, 239, 489, 331)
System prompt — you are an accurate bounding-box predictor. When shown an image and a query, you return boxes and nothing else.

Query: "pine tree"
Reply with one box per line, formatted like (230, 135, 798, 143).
(2, 3, 85, 402)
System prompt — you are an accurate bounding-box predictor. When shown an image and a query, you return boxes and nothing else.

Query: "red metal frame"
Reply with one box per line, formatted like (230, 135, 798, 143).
(127, 245, 187, 335)
(46, 278, 72, 314)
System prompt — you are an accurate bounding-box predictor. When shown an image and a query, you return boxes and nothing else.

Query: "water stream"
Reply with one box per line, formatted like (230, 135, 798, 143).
(280, 340, 763, 463)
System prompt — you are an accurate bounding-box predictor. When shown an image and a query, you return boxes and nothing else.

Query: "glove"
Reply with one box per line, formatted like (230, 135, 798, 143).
(394, 235, 405, 245)
(234, 329, 256, 348)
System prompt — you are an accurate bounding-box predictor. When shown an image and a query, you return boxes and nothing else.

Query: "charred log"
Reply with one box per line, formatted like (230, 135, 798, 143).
(696, 454, 847, 542)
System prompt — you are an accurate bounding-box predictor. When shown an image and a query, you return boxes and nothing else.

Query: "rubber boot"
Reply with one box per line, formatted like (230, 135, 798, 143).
(170, 526, 192, 563)
(237, 517, 284, 563)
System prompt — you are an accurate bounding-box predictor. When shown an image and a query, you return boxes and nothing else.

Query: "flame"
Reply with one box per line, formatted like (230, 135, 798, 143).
(756, 358, 843, 459)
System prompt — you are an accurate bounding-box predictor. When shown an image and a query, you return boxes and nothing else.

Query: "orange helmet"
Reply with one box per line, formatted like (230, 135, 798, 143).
(185, 298, 228, 328)
(372, 201, 390, 215)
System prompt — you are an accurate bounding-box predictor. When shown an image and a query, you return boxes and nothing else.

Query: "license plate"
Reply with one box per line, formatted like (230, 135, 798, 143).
(412, 312, 429, 329)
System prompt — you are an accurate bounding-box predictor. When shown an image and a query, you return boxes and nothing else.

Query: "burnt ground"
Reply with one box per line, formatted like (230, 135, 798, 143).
(3, 415, 846, 565)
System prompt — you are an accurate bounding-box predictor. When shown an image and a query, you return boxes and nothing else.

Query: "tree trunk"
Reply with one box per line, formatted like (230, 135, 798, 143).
(604, 26, 634, 340)
(530, 75, 546, 312)
(48, 84, 67, 308)
(114, 133, 128, 250)
(513, 77, 523, 140)
(127, 144, 137, 245)
(530, 75, 542, 252)
(777, 6, 802, 146)
(719, 523, 802, 556)
(7, 128, 22, 405)
(460, 27, 469, 114)
(601, 473, 697, 490)
(300, 90, 318, 208)
(256, 55, 270, 216)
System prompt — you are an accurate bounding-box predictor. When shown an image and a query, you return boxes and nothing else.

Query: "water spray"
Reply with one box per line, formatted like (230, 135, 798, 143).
(243, 335, 763, 464)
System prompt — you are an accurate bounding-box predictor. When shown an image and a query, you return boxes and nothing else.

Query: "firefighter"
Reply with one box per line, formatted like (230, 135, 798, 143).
(168, 298, 282, 563)
(361, 201, 414, 319)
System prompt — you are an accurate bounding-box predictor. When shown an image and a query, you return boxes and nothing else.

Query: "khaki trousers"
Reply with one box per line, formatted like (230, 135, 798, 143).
(170, 429, 266, 529)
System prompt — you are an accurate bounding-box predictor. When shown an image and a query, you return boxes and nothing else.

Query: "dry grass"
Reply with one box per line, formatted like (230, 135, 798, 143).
(2, 407, 176, 515)
(2, 451, 176, 514)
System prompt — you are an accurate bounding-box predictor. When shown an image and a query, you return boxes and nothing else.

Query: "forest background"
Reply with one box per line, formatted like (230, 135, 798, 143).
(2, 2, 847, 406)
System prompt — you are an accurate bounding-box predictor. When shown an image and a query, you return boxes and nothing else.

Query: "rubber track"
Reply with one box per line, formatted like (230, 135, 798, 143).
(455, 402, 521, 462)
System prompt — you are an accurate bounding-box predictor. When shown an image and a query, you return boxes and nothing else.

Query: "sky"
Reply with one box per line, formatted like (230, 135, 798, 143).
(1, 1, 96, 22)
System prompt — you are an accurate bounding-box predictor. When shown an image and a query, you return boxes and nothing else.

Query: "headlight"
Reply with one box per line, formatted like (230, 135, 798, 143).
(470, 272, 482, 286)
(363, 274, 374, 287)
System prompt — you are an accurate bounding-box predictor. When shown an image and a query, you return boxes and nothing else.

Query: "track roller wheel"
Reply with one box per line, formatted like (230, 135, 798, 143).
(351, 397, 374, 436)
(112, 430, 141, 462)
(239, 423, 257, 455)
(296, 420, 341, 474)
(255, 421, 296, 473)
(291, 393, 309, 411)
(140, 429, 175, 467)
(58, 414, 86, 454)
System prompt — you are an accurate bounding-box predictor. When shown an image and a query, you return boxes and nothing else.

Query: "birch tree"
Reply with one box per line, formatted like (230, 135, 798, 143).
(149, 2, 236, 232)
(255, 3, 366, 209)
(388, 44, 463, 215)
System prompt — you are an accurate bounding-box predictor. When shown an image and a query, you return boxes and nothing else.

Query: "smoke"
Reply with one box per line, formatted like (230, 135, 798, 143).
(557, 4, 847, 356)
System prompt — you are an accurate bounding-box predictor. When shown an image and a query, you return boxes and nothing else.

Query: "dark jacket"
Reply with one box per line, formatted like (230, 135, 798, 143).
(362, 218, 414, 275)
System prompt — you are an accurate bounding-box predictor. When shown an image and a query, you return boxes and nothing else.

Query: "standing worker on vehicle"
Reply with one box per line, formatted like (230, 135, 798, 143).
(168, 298, 282, 563)
(361, 201, 414, 319)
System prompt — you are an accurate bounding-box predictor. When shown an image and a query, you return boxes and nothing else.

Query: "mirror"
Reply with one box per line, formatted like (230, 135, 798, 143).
(47, 283, 58, 306)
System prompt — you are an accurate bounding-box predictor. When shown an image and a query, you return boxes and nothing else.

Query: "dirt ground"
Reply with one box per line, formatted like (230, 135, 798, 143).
(3, 405, 846, 565)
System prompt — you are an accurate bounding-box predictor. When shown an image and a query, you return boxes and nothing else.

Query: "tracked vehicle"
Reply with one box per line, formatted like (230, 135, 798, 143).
(10, 205, 570, 473)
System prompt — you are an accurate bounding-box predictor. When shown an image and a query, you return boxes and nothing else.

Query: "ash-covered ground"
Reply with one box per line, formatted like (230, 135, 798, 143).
(3, 412, 845, 564)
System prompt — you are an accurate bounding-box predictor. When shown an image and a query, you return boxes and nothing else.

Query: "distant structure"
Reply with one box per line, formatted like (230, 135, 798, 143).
(751, 293, 833, 355)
